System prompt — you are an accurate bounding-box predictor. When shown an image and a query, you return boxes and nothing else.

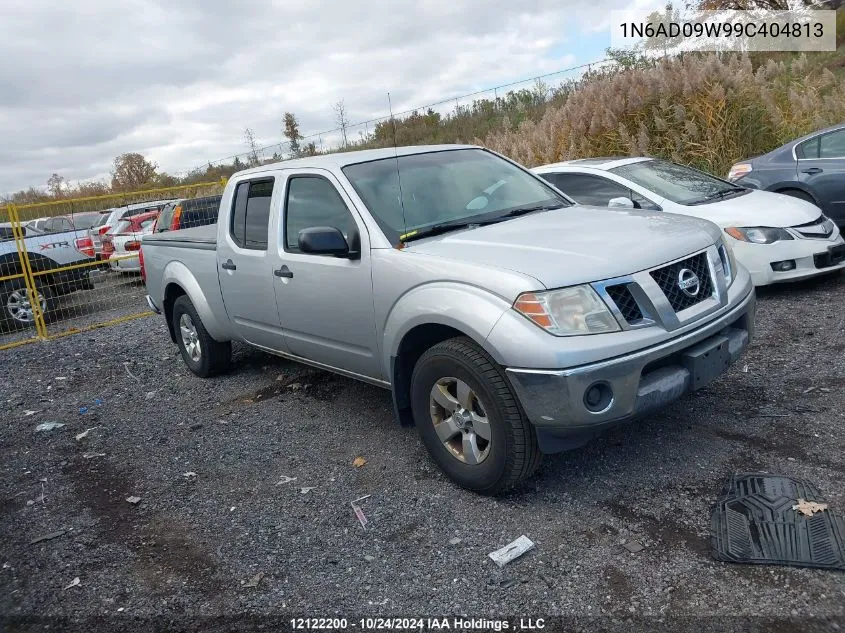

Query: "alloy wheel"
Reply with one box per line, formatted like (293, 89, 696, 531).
(429, 377, 491, 465)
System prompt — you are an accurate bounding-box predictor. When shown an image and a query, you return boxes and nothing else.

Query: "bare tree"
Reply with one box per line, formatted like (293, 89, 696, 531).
(333, 99, 350, 149)
(46, 173, 65, 198)
(244, 127, 260, 166)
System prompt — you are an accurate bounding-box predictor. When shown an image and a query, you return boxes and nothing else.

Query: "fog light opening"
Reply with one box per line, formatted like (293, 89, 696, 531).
(583, 381, 613, 413)
(770, 260, 796, 272)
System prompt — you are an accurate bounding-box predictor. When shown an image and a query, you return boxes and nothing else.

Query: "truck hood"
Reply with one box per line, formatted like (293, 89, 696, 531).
(669, 189, 822, 228)
(404, 207, 719, 289)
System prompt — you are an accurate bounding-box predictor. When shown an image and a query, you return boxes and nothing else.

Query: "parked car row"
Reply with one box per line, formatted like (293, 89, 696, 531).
(1, 195, 223, 330)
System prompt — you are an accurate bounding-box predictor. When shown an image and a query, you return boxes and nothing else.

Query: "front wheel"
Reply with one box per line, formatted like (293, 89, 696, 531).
(410, 337, 542, 494)
(172, 295, 231, 377)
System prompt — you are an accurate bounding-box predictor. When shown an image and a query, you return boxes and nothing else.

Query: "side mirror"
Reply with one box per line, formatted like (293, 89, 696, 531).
(298, 226, 351, 258)
(608, 197, 635, 209)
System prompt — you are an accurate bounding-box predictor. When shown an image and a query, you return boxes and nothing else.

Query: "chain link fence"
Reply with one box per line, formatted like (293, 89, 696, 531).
(0, 181, 225, 350)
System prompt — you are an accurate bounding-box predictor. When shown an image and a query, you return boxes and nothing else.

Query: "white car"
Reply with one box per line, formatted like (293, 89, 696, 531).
(102, 211, 159, 272)
(532, 158, 845, 286)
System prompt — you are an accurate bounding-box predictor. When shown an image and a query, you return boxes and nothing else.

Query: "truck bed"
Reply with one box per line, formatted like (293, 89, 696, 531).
(142, 223, 217, 248)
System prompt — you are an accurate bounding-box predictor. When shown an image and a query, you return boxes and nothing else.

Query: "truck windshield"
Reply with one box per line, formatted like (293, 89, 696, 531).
(342, 148, 568, 244)
(610, 159, 748, 206)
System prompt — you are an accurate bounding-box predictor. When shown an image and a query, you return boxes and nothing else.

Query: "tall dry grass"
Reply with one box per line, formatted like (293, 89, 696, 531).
(482, 54, 845, 175)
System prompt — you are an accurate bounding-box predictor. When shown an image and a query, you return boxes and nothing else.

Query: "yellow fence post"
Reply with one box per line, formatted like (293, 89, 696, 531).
(7, 203, 48, 340)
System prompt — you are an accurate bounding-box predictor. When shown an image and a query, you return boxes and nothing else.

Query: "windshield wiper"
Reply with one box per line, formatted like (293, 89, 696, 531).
(694, 188, 747, 203)
(494, 203, 567, 219)
(400, 220, 480, 243)
(400, 203, 565, 243)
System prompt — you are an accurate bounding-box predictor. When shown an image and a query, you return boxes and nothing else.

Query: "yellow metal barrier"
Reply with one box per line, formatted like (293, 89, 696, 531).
(0, 180, 226, 350)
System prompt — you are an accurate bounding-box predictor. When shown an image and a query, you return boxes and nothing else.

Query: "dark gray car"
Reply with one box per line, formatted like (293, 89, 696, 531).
(728, 123, 845, 228)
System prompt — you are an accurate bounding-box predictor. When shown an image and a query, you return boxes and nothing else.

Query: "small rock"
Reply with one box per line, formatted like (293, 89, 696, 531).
(126, 496, 141, 504)
(35, 422, 65, 432)
(448, 537, 462, 546)
(189, 423, 203, 431)
(623, 540, 645, 553)
(364, 555, 375, 562)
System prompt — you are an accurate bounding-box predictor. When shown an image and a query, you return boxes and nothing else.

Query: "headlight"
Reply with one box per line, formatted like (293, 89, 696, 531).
(724, 227, 793, 244)
(727, 163, 752, 181)
(718, 241, 736, 287)
(513, 285, 620, 336)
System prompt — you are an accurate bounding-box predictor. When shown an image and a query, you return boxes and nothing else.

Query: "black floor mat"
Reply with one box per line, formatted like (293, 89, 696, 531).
(710, 473, 845, 571)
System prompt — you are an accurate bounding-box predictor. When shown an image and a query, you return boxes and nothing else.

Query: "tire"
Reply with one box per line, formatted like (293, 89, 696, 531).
(0, 279, 52, 332)
(410, 336, 542, 495)
(171, 295, 231, 377)
(778, 189, 816, 205)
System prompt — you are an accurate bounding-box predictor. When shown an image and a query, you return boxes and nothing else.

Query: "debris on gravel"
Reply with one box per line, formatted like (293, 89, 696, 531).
(0, 271, 843, 625)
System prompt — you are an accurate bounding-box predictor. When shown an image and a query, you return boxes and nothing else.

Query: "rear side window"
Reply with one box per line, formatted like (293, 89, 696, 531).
(181, 196, 222, 229)
(230, 179, 274, 250)
(819, 129, 845, 159)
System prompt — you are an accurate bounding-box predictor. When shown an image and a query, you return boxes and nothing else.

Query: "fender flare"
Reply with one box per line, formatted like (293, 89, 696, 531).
(382, 282, 512, 376)
(162, 260, 230, 342)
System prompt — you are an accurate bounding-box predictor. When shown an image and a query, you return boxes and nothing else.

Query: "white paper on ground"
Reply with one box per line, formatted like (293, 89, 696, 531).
(488, 535, 535, 567)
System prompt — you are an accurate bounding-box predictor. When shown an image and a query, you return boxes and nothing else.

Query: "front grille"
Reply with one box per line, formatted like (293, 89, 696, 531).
(605, 284, 643, 323)
(792, 216, 835, 239)
(650, 252, 713, 313)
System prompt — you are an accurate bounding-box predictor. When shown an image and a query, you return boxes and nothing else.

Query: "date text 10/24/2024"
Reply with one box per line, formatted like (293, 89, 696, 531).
(290, 618, 546, 631)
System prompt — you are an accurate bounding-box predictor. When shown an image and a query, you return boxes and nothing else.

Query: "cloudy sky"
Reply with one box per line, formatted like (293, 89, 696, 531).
(0, 0, 661, 194)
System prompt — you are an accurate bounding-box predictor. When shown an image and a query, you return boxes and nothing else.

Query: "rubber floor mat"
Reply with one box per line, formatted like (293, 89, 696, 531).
(710, 473, 845, 571)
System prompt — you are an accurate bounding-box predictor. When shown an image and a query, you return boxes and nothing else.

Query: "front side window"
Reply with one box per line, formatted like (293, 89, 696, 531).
(285, 176, 356, 252)
(610, 159, 748, 206)
(342, 148, 567, 244)
(819, 129, 845, 159)
(230, 179, 274, 250)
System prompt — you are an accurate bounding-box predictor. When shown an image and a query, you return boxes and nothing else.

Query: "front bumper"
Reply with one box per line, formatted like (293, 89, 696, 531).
(730, 235, 845, 286)
(505, 288, 755, 443)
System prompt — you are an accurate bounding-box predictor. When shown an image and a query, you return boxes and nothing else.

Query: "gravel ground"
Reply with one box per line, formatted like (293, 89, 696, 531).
(1, 271, 843, 632)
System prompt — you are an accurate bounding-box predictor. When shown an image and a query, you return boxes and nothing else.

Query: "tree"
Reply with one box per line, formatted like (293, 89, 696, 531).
(244, 127, 260, 167)
(333, 99, 350, 149)
(111, 153, 158, 190)
(46, 173, 65, 197)
(303, 142, 318, 156)
(283, 112, 303, 157)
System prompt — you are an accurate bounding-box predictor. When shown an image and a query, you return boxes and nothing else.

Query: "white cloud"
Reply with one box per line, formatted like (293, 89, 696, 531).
(0, 0, 631, 194)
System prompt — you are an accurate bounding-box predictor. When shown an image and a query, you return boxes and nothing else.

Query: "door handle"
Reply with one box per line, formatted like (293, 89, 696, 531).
(274, 265, 294, 279)
(802, 167, 823, 175)
(221, 259, 237, 271)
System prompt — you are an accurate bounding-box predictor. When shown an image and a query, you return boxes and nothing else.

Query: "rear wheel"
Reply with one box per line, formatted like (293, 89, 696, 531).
(0, 279, 52, 332)
(172, 295, 231, 377)
(410, 336, 542, 495)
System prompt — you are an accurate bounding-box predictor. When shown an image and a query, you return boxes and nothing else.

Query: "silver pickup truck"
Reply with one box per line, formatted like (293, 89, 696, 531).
(143, 145, 755, 494)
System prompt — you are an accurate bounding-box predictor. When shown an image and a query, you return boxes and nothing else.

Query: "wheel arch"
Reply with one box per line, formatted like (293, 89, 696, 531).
(160, 260, 230, 343)
(384, 283, 512, 427)
(769, 183, 821, 205)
